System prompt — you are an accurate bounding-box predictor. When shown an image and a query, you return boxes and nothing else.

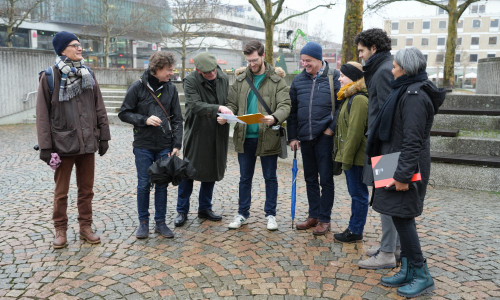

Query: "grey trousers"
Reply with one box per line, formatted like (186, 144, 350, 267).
(380, 213, 401, 252)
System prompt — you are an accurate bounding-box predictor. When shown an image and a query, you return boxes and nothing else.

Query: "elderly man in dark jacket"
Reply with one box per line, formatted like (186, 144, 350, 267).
(36, 31, 110, 249)
(287, 41, 340, 236)
(174, 52, 232, 227)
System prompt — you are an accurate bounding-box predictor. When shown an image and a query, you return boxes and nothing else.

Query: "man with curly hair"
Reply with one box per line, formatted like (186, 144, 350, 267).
(355, 28, 401, 269)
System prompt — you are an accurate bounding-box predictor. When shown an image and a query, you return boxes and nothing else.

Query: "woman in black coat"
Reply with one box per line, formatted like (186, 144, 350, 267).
(366, 47, 445, 298)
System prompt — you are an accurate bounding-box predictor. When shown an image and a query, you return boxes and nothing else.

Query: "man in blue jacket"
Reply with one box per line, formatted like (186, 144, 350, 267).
(287, 42, 340, 235)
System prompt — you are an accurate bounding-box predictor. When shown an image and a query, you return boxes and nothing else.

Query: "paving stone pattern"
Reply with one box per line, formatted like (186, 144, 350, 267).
(1, 124, 499, 299)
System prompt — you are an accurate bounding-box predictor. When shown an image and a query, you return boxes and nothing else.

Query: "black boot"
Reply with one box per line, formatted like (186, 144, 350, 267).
(174, 213, 187, 227)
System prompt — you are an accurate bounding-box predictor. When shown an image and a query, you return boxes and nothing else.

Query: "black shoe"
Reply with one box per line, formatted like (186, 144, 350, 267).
(155, 222, 174, 238)
(334, 228, 363, 243)
(198, 209, 222, 221)
(174, 213, 187, 227)
(136, 220, 149, 239)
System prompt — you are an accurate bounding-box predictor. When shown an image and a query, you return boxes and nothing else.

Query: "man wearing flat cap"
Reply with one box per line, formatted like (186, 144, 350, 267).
(36, 31, 110, 248)
(174, 52, 233, 227)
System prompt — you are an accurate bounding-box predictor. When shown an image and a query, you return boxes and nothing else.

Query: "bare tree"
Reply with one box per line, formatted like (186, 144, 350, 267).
(0, 0, 46, 47)
(84, 0, 159, 67)
(158, 0, 219, 79)
(341, 0, 363, 64)
(368, 0, 485, 89)
(248, 0, 336, 65)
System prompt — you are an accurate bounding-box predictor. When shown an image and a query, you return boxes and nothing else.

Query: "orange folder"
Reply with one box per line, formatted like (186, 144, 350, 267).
(236, 113, 266, 124)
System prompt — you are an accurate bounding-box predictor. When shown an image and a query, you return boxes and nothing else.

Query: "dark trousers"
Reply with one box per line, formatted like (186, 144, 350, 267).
(53, 153, 95, 230)
(392, 216, 425, 267)
(300, 134, 334, 223)
(177, 179, 216, 213)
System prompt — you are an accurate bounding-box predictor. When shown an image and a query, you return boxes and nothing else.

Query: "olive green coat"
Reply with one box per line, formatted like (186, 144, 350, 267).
(334, 79, 368, 169)
(227, 62, 291, 156)
(182, 66, 229, 182)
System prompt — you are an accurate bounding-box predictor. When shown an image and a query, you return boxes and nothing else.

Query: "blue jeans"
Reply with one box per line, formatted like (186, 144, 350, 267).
(237, 138, 278, 218)
(177, 179, 215, 213)
(300, 133, 334, 223)
(344, 165, 369, 234)
(133, 147, 170, 223)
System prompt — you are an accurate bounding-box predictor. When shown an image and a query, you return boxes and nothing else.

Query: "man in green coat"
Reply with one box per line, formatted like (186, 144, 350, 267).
(218, 40, 291, 231)
(174, 52, 232, 227)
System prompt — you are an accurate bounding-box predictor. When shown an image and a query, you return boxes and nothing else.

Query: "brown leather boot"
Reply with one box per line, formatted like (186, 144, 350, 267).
(296, 218, 319, 230)
(80, 227, 101, 244)
(53, 229, 67, 249)
(313, 222, 331, 235)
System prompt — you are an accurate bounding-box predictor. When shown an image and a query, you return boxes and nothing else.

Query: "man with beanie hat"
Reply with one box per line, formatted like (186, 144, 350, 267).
(173, 52, 232, 227)
(36, 31, 110, 249)
(287, 41, 340, 235)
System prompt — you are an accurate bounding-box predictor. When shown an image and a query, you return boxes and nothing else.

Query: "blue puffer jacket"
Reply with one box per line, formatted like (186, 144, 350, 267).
(287, 61, 340, 141)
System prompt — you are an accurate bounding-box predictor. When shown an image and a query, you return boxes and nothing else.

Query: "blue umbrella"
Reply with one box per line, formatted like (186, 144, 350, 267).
(291, 148, 298, 229)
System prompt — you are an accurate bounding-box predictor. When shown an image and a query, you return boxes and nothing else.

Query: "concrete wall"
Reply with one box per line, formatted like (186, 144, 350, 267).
(476, 57, 500, 95)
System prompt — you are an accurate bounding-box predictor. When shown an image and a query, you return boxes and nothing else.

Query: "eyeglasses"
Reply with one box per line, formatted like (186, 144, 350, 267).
(247, 57, 260, 64)
(68, 43, 82, 49)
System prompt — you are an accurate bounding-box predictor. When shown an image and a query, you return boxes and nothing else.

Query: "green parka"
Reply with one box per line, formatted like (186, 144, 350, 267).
(227, 62, 291, 156)
(334, 78, 368, 169)
(182, 66, 229, 182)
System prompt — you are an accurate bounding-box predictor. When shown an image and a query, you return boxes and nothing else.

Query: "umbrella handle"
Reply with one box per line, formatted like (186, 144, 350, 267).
(294, 148, 297, 159)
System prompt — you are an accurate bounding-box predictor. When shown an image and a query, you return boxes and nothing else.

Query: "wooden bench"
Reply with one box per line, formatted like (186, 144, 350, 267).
(430, 129, 459, 137)
(431, 151, 500, 167)
(438, 108, 500, 116)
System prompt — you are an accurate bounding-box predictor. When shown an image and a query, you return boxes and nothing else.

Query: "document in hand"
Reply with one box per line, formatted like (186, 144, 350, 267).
(371, 152, 422, 188)
(236, 113, 266, 124)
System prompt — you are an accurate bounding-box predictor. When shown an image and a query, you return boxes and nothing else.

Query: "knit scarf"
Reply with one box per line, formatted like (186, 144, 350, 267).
(336, 81, 356, 101)
(55, 56, 95, 102)
(366, 71, 428, 157)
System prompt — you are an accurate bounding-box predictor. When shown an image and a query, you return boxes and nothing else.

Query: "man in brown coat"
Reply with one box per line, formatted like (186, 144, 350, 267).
(36, 31, 111, 249)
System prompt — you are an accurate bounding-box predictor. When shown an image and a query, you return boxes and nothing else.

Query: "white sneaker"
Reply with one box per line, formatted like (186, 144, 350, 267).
(228, 215, 247, 229)
(266, 215, 278, 231)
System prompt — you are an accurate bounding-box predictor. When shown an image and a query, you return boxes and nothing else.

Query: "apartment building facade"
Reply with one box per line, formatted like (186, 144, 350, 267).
(384, 1, 500, 86)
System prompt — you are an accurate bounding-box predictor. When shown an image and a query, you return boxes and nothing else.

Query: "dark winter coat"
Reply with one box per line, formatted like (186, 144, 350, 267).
(369, 79, 445, 218)
(227, 62, 291, 156)
(182, 66, 229, 182)
(287, 61, 340, 142)
(36, 66, 111, 156)
(118, 70, 183, 151)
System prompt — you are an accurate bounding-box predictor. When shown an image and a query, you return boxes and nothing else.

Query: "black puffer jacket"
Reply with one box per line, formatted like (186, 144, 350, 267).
(287, 61, 340, 142)
(370, 80, 445, 218)
(118, 70, 183, 150)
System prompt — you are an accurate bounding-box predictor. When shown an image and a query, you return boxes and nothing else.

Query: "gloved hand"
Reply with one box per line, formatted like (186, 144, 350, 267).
(98, 140, 109, 156)
(40, 149, 52, 164)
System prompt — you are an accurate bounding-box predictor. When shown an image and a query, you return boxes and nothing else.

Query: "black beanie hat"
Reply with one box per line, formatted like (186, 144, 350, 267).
(52, 31, 79, 56)
(340, 63, 364, 82)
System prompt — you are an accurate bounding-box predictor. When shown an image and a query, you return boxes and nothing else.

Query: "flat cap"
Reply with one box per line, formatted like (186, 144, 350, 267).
(194, 52, 217, 72)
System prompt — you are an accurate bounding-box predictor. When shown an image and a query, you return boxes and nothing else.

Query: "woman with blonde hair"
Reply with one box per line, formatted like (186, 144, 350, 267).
(333, 61, 369, 243)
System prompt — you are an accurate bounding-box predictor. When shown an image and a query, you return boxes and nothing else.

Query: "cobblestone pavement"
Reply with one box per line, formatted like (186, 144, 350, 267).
(1, 124, 499, 300)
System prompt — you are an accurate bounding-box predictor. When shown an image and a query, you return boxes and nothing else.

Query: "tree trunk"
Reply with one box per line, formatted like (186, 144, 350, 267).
(265, 23, 274, 65)
(443, 0, 458, 89)
(341, 0, 363, 64)
(6, 25, 14, 47)
(181, 41, 187, 79)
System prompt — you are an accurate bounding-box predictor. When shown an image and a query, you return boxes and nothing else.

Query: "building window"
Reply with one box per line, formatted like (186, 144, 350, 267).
(436, 54, 444, 63)
(392, 22, 399, 31)
(457, 20, 463, 29)
(407, 21, 415, 30)
(391, 38, 398, 47)
(421, 38, 429, 46)
(487, 53, 496, 58)
(423, 54, 428, 62)
(471, 36, 480, 45)
(455, 54, 461, 62)
(457, 37, 462, 45)
(473, 19, 481, 28)
(423, 21, 430, 30)
(438, 7, 446, 15)
(489, 36, 498, 45)
(438, 37, 446, 46)
(470, 4, 485, 14)
(439, 20, 447, 29)
(492, 19, 499, 28)
(469, 54, 478, 62)
(479, 5, 486, 13)
(406, 38, 413, 46)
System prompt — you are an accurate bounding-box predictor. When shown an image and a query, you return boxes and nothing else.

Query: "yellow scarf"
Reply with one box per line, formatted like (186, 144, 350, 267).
(337, 81, 356, 100)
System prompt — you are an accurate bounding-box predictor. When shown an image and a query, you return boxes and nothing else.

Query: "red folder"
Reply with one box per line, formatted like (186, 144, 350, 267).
(371, 152, 421, 188)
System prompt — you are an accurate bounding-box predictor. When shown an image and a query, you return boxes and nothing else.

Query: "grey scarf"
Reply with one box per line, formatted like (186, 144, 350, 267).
(55, 56, 95, 102)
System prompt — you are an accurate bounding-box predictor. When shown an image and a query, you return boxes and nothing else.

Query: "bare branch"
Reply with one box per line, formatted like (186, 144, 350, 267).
(275, 3, 335, 25)
(368, 0, 448, 13)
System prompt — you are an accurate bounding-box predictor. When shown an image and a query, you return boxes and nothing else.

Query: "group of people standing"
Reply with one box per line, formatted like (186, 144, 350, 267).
(36, 28, 444, 298)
